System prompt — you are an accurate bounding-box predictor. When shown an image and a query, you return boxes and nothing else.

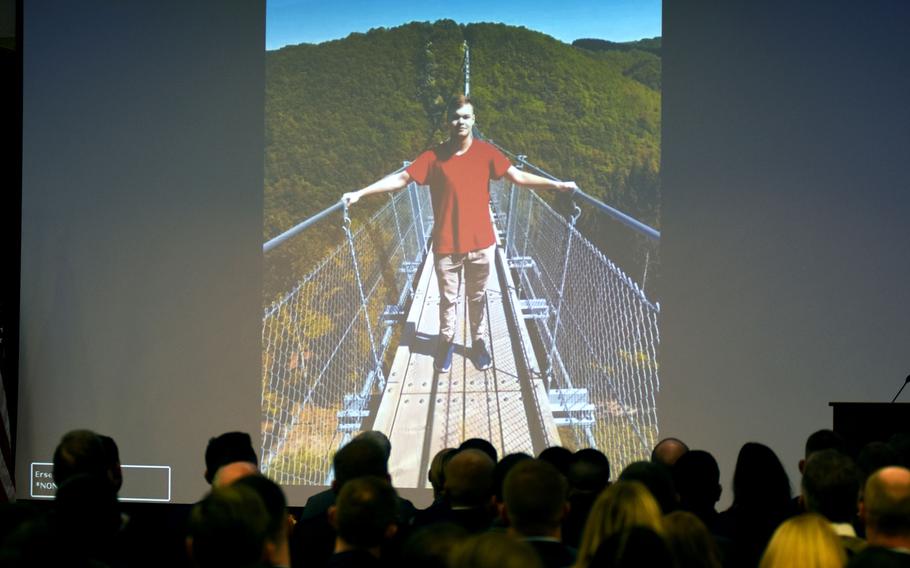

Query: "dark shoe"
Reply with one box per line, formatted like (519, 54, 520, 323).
(472, 339, 492, 371)
(435, 341, 454, 373)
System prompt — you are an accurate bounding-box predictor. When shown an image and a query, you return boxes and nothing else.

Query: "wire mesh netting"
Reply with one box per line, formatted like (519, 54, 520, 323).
(261, 183, 432, 485)
(490, 178, 661, 472)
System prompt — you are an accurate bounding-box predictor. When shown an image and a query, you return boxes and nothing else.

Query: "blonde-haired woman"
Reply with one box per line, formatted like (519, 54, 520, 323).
(574, 480, 664, 568)
(759, 513, 846, 568)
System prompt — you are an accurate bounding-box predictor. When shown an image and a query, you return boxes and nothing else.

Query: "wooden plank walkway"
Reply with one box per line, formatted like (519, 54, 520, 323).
(374, 245, 560, 489)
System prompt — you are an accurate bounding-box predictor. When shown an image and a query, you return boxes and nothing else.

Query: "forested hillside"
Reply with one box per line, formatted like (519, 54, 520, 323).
(264, 21, 660, 299)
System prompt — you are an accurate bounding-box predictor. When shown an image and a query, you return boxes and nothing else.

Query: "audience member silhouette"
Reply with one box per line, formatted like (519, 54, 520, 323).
(718, 442, 796, 568)
(759, 513, 846, 568)
(663, 511, 723, 568)
(235, 475, 292, 568)
(400, 523, 468, 568)
(491, 452, 533, 529)
(413, 448, 496, 533)
(328, 476, 399, 568)
(618, 460, 678, 513)
(575, 480, 663, 568)
(562, 448, 610, 548)
(674, 450, 723, 532)
(459, 438, 498, 463)
(651, 437, 690, 468)
(857, 442, 901, 480)
(801, 449, 865, 557)
(52, 429, 113, 489)
(449, 532, 544, 568)
(538, 446, 574, 478)
(589, 526, 674, 568)
(204, 432, 258, 486)
(855, 466, 910, 565)
(503, 459, 575, 568)
(187, 483, 271, 568)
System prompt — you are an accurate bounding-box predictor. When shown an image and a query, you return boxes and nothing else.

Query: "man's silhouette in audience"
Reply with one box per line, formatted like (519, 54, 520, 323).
(327, 476, 399, 568)
(235, 475, 293, 568)
(674, 450, 722, 532)
(801, 449, 866, 557)
(849, 466, 910, 567)
(413, 448, 496, 533)
(204, 431, 258, 486)
(650, 437, 689, 468)
(502, 459, 575, 568)
(562, 449, 610, 548)
(187, 484, 271, 568)
(291, 437, 413, 568)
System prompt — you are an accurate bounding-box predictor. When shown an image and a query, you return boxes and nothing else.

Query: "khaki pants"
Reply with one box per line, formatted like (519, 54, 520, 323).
(434, 245, 495, 344)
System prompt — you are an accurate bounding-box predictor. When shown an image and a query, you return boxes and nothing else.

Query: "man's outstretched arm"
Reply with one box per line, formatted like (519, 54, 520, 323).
(504, 166, 578, 192)
(342, 170, 412, 206)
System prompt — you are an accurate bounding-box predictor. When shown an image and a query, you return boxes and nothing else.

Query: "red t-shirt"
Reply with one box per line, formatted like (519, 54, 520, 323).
(406, 140, 512, 254)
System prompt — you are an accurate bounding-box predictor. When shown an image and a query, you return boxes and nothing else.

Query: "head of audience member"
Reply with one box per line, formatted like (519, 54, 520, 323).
(758, 513, 846, 568)
(204, 432, 258, 485)
(799, 429, 848, 474)
(651, 437, 690, 468)
(187, 484, 270, 568)
(332, 437, 389, 493)
(673, 450, 722, 516)
(731, 442, 792, 513)
(576, 481, 664, 568)
(52, 429, 109, 487)
(448, 532, 543, 568)
(493, 453, 532, 507)
(98, 435, 123, 492)
(54, 473, 122, 562)
(860, 466, 910, 548)
(568, 448, 611, 496)
(459, 438, 498, 463)
(444, 448, 496, 509)
(329, 476, 399, 557)
(354, 430, 392, 461)
(234, 474, 291, 568)
(801, 449, 862, 524)
(213, 461, 259, 488)
(429, 448, 457, 500)
(401, 522, 468, 568)
(590, 526, 674, 568)
(857, 441, 901, 480)
(538, 446, 574, 477)
(503, 459, 569, 538)
(618, 460, 678, 513)
(663, 511, 722, 568)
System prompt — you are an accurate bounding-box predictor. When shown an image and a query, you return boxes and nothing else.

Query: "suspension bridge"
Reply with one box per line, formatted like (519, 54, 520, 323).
(260, 46, 661, 488)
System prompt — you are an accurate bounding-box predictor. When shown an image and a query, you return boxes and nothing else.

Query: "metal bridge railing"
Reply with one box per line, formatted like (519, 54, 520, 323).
(488, 156, 661, 472)
(261, 176, 432, 485)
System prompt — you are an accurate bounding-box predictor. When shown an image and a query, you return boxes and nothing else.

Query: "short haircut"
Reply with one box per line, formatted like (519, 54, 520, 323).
(673, 450, 721, 510)
(459, 438, 497, 463)
(538, 446, 574, 477)
(493, 452, 532, 502)
(204, 432, 258, 484)
(188, 484, 270, 568)
(446, 94, 474, 119)
(569, 448, 611, 493)
(804, 429, 848, 458)
(52, 429, 107, 485)
(334, 476, 398, 549)
(444, 449, 495, 507)
(333, 438, 389, 489)
(663, 511, 722, 568)
(503, 459, 568, 535)
(449, 532, 543, 568)
(234, 474, 288, 541)
(802, 449, 862, 523)
(619, 460, 677, 513)
(354, 430, 392, 460)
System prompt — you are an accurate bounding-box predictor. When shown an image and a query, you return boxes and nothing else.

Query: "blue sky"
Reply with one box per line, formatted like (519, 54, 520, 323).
(266, 0, 661, 50)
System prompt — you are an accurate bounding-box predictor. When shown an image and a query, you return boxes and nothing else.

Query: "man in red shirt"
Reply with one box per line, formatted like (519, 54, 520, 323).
(343, 95, 576, 373)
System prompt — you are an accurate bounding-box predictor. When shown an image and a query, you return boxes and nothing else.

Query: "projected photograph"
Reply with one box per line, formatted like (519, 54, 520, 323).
(261, 1, 662, 488)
